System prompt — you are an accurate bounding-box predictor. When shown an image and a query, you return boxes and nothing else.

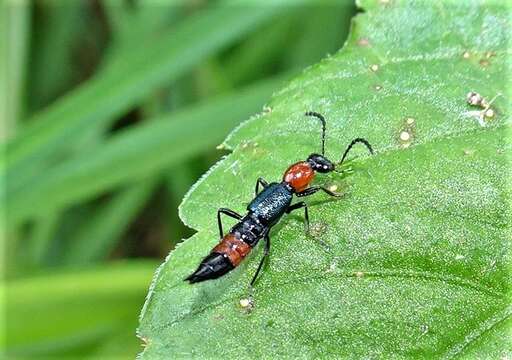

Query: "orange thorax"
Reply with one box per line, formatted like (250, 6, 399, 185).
(282, 161, 315, 192)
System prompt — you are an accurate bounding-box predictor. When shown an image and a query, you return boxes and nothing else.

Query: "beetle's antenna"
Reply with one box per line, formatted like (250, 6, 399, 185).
(337, 138, 374, 167)
(305, 111, 326, 156)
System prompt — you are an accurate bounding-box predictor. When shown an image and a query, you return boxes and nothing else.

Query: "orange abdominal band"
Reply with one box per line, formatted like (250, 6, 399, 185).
(213, 233, 252, 267)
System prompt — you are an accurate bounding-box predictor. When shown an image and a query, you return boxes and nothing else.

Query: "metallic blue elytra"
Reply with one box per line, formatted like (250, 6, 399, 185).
(247, 182, 293, 225)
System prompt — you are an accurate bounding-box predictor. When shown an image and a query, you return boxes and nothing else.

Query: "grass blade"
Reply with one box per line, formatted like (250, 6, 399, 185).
(1, 0, 30, 139)
(5, 261, 156, 358)
(7, 75, 287, 225)
(63, 178, 159, 265)
(26, 212, 60, 267)
(27, 1, 87, 113)
(5, 1, 300, 193)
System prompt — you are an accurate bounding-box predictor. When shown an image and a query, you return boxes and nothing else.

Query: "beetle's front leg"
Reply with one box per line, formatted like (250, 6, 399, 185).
(286, 201, 331, 252)
(296, 186, 343, 198)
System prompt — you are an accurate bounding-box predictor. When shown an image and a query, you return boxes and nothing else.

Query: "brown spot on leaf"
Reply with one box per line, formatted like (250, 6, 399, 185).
(358, 38, 370, 47)
(479, 59, 490, 67)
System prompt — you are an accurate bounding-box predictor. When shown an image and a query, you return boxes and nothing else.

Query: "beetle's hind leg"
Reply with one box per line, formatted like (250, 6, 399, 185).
(249, 233, 271, 289)
(255, 177, 269, 196)
(217, 208, 243, 239)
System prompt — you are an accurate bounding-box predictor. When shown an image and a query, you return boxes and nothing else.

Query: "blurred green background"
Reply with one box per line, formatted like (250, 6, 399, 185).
(2, 0, 356, 358)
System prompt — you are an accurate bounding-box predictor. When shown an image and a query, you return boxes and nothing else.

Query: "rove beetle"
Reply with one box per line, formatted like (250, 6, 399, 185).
(186, 112, 374, 288)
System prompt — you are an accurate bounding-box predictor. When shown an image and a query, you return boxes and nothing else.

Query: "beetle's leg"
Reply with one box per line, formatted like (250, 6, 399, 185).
(286, 201, 310, 234)
(255, 177, 269, 196)
(296, 186, 343, 198)
(250, 233, 271, 288)
(217, 208, 243, 239)
(287, 201, 331, 251)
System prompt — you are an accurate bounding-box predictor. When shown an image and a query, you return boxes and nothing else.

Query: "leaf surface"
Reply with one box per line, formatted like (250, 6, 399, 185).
(138, 1, 511, 358)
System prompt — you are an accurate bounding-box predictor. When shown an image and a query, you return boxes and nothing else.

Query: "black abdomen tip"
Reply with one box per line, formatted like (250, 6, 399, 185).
(185, 273, 203, 284)
(185, 252, 234, 284)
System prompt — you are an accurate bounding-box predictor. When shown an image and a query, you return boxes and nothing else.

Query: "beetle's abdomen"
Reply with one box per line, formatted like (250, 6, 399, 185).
(231, 215, 265, 247)
(185, 252, 233, 283)
(213, 233, 252, 266)
(185, 233, 251, 283)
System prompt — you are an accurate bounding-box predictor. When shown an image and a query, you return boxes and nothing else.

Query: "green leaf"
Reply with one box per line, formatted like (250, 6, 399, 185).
(138, 0, 511, 358)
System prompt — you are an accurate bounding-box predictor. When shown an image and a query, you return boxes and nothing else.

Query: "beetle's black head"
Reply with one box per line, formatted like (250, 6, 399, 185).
(307, 153, 335, 173)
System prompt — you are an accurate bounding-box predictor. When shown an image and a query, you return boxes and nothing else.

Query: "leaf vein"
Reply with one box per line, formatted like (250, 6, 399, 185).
(441, 304, 512, 359)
